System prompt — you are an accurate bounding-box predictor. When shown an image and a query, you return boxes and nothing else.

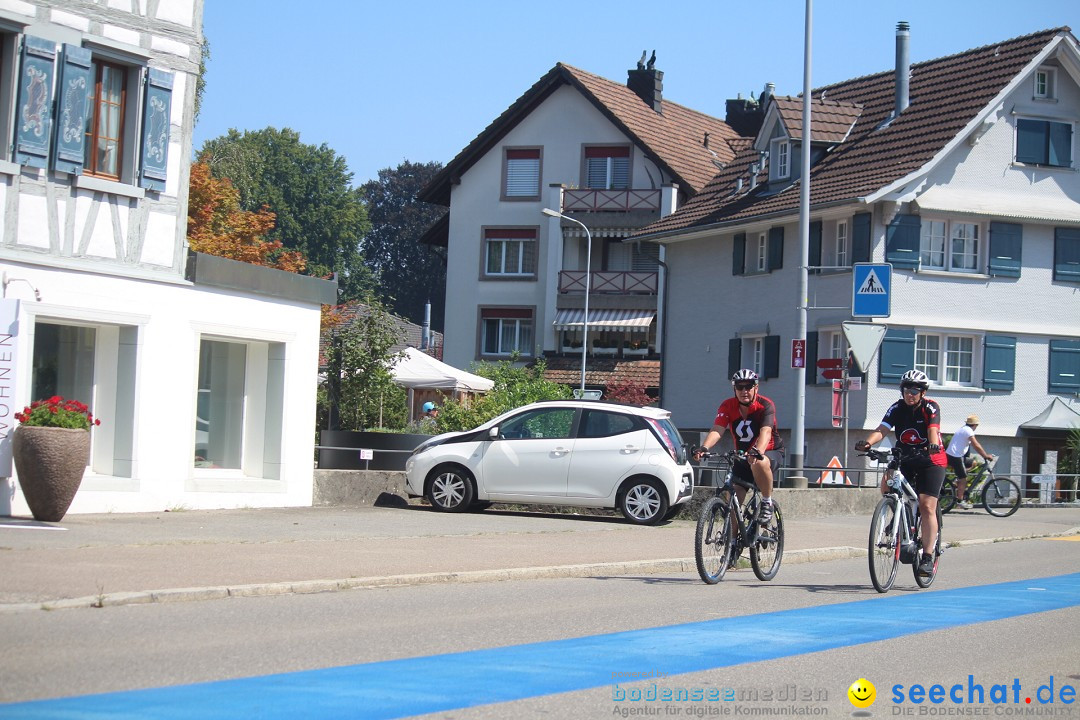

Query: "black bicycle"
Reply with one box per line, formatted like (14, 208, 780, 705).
(859, 447, 943, 593)
(940, 458, 1021, 517)
(693, 449, 784, 584)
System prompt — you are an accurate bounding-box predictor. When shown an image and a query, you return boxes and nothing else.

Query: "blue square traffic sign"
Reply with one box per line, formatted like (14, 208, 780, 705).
(852, 263, 892, 318)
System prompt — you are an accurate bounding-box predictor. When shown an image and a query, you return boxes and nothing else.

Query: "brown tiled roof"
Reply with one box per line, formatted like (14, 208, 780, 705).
(319, 301, 444, 368)
(419, 63, 742, 207)
(540, 357, 661, 390)
(771, 96, 862, 144)
(637, 27, 1070, 238)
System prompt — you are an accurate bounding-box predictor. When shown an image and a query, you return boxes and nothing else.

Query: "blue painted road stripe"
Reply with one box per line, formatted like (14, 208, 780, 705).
(3, 573, 1079, 719)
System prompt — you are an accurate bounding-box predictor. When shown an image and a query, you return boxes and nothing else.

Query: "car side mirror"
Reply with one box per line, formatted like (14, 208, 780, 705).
(488, 426, 500, 440)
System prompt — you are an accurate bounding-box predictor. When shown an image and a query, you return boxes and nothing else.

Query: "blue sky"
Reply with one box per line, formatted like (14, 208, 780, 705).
(193, 1, 1076, 187)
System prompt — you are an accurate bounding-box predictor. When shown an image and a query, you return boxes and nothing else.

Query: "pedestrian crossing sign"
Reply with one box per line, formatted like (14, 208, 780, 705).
(852, 263, 892, 318)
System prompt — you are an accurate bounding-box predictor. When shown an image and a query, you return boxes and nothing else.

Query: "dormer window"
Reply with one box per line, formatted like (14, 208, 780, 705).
(771, 139, 790, 180)
(1035, 67, 1055, 99)
(584, 146, 630, 190)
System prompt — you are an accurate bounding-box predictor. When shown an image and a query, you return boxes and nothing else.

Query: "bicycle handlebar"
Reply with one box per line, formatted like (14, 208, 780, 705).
(694, 447, 764, 463)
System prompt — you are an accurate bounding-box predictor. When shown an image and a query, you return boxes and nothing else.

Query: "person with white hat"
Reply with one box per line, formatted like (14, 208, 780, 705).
(945, 414, 995, 510)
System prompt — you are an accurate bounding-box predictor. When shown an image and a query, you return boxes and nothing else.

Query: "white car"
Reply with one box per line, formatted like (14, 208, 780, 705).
(404, 400, 694, 525)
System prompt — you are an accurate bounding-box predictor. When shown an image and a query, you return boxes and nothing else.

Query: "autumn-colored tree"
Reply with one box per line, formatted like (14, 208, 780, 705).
(187, 160, 306, 273)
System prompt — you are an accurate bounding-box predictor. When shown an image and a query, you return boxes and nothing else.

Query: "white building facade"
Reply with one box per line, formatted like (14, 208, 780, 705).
(0, 0, 335, 515)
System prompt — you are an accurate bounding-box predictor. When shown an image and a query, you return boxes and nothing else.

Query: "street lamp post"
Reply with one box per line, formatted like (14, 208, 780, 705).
(542, 208, 592, 396)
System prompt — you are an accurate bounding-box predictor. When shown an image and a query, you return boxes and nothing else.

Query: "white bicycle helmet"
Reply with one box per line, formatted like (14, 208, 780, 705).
(731, 368, 759, 385)
(899, 369, 929, 391)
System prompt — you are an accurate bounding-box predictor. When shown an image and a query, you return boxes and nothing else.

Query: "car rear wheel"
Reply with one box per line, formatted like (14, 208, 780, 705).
(618, 478, 668, 525)
(426, 466, 475, 512)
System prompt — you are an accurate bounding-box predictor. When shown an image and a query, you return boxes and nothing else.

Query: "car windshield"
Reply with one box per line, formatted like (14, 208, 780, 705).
(645, 417, 684, 462)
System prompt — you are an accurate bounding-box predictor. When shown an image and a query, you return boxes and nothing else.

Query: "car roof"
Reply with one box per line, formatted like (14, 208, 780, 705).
(516, 399, 672, 419)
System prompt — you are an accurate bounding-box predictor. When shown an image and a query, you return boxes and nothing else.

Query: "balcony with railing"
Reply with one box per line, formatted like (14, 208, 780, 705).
(558, 270, 658, 295)
(562, 188, 661, 212)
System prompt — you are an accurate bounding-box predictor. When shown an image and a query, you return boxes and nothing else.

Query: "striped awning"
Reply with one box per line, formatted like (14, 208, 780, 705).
(552, 308, 655, 331)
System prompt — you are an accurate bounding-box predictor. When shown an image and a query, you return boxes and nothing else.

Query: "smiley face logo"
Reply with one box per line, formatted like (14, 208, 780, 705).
(848, 678, 876, 708)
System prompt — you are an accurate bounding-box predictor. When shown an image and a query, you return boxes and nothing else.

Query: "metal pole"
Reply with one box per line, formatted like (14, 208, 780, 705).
(791, 0, 813, 479)
(542, 208, 591, 395)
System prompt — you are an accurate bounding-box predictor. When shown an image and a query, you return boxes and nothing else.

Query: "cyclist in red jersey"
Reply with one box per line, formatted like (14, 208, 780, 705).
(693, 369, 785, 523)
(855, 369, 946, 577)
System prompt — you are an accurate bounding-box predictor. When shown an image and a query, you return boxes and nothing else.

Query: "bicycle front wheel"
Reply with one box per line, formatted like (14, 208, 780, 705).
(750, 501, 784, 581)
(868, 497, 900, 593)
(695, 497, 733, 584)
(914, 504, 944, 588)
(983, 476, 1022, 517)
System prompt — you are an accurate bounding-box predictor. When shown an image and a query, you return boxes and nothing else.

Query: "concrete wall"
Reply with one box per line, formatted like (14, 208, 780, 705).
(313, 469, 882, 520)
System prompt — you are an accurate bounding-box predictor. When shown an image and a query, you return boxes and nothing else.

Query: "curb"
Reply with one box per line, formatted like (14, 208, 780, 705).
(2, 530, 1075, 614)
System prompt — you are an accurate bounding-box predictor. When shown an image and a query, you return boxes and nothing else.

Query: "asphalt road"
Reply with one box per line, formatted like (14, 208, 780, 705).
(2, 534, 1078, 718)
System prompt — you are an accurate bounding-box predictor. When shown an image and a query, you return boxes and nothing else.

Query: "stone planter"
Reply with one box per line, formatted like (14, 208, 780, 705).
(12, 426, 90, 522)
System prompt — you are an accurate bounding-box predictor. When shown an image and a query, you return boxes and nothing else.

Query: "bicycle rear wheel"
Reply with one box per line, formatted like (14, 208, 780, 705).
(868, 497, 900, 593)
(750, 501, 784, 581)
(695, 496, 733, 584)
(983, 476, 1021, 517)
(939, 480, 956, 514)
(913, 504, 944, 588)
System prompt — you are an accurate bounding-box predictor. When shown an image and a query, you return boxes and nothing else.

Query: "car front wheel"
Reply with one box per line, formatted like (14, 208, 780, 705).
(618, 478, 669, 525)
(427, 467, 475, 512)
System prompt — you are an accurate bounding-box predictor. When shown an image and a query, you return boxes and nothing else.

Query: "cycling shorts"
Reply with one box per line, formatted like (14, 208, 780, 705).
(946, 454, 968, 480)
(732, 449, 784, 485)
(900, 455, 946, 498)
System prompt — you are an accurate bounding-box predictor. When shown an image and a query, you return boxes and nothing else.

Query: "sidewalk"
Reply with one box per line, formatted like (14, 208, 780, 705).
(1, 504, 1078, 612)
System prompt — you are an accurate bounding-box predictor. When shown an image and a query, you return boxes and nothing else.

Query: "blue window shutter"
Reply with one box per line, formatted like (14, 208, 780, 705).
(1016, 119, 1045, 164)
(988, 222, 1022, 278)
(52, 44, 92, 175)
(139, 68, 174, 191)
(768, 227, 784, 271)
(763, 335, 780, 378)
(1054, 227, 1080, 283)
(885, 214, 921, 270)
(14, 36, 57, 169)
(1049, 339, 1080, 393)
(728, 338, 741, 379)
(805, 331, 819, 385)
(852, 212, 871, 264)
(1049, 122, 1072, 167)
(982, 335, 1016, 391)
(732, 233, 746, 276)
(878, 327, 915, 383)
(808, 221, 822, 274)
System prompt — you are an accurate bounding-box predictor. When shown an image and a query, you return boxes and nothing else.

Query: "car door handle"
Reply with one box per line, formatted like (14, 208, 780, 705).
(552, 447, 570, 456)
(621, 445, 640, 454)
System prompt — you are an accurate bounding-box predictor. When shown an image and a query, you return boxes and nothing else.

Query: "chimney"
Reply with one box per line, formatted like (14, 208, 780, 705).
(725, 92, 765, 137)
(895, 21, 910, 116)
(760, 82, 775, 110)
(627, 50, 663, 113)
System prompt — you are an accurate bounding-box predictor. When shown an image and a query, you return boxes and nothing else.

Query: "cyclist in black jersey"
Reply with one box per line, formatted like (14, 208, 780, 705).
(855, 369, 946, 577)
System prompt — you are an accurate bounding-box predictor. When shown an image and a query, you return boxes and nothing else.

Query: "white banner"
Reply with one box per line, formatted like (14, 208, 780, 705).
(0, 299, 20, 476)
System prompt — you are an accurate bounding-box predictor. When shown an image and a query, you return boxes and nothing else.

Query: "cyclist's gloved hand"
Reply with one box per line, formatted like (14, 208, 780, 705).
(929, 444, 941, 454)
(855, 440, 871, 452)
(691, 445, 707, 459)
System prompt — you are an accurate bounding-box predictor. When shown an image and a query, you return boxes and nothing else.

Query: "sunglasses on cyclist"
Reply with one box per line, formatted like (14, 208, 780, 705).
(901, 386, 923, 395)
(734, 383, 756, 391)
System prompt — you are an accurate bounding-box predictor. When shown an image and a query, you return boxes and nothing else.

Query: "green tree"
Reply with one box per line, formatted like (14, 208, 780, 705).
(198, 128, 373, 300)
(194, 36, 209, 122)
(359, 161, 447, 330)
(322, 300, 408, 432)
(436, 356, 572, 432)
